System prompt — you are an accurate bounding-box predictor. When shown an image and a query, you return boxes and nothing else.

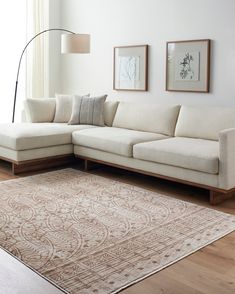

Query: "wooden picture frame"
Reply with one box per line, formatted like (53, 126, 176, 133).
(166, 39, 211, 92)
(113, 45, 148, 91)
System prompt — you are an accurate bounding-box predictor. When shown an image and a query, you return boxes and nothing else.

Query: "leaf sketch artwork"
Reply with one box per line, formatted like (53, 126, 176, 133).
(118, 56, 140, 82)
(175, 51, 200, 81)
(114, 45, 148, 91)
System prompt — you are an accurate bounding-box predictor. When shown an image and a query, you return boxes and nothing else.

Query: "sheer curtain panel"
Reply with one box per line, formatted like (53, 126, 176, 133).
(26, 0, 50, 99)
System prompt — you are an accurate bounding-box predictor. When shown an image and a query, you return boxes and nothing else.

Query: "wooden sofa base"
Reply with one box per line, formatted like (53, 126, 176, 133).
(77, 156, 235, 205)
(209, 190, 235, 205)
(8, 155, 75, 174)
(1, 153, 234, 205)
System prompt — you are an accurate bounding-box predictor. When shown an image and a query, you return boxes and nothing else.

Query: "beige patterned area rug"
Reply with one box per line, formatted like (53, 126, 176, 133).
(0, 169, 235, 294)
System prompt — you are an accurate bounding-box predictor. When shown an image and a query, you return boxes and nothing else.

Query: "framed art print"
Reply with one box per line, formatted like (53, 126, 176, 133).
(113, 45, 148, 91)
(166, 39, 210, 92)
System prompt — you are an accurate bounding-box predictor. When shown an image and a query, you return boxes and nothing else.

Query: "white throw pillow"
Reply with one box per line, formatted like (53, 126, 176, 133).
(24, 98, 56, 122)
(53, 94, 90, 123)
(104, 101, 119, 126)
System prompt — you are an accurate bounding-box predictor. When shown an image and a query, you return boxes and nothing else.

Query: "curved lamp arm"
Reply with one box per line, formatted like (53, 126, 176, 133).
(12, 28, 75, 123)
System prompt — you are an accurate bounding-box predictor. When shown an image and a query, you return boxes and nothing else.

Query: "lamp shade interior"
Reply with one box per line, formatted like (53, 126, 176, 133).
(61, 34, 90, 54)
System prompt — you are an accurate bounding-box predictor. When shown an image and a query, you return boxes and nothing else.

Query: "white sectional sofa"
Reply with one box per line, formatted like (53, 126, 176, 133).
(0, 99, 235, 204)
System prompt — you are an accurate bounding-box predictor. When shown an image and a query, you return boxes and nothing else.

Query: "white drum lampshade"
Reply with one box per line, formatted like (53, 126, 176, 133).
(61, 34, 90, 54)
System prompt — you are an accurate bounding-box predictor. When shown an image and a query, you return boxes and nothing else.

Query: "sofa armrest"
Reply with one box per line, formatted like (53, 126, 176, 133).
(219, 128, 235, 189)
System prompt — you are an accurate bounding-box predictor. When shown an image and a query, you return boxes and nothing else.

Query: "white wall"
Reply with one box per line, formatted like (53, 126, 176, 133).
(60, 0, 235, 106)
(0, 1, 26, 122)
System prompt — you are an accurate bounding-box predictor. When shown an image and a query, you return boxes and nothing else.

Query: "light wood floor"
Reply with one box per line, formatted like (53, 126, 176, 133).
(0, 160, 235, 294)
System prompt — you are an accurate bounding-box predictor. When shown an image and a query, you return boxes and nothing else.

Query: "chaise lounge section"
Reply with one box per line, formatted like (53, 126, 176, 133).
(0, 123, 96, 173)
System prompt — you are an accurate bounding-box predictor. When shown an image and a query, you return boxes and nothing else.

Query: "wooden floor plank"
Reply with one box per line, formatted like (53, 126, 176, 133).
(166, 259, 235, 294)
(123, 269, 204, 294)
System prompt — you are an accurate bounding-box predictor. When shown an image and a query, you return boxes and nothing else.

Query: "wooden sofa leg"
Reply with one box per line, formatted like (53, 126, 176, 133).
(84, 159, 101, 172)
(210, 190, 235, 205)
(84, 159, 89, 171)
(12, 163, 18, 175)
(84, 159, 93, 171)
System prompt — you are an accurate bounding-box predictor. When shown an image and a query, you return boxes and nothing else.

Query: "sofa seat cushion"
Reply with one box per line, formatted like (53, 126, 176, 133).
(0, 123, 96, 151)
(72, 127, 168, 157)
(133, 137, 219, 174)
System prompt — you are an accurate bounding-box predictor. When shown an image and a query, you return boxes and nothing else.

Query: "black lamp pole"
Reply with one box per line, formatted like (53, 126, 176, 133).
(12, 28, 75, 123)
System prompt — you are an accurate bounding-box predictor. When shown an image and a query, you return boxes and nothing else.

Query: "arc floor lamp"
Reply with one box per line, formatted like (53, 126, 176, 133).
(12, 28, 90, 123)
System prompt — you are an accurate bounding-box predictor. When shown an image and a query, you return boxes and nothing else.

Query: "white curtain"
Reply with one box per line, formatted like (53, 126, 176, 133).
(26, 0, 50, 98)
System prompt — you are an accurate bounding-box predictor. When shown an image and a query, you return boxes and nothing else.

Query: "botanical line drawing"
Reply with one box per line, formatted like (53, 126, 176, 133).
(175, 51, 200, 81)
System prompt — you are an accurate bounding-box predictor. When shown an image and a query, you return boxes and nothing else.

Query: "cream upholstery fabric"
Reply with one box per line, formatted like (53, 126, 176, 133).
(0, 123, 96, 151)
(2, 101, 235, 192)
(21, 110, 27, 122)
(104, 101, 119, 126)
(24, 98, 56, 122)
(53, 94, 90, 123)
(74, 146, 218, 188)
(68, 95, 107, 126)
(53, 94, 74, 123)
(113, 102, 180, 136)
(24, 97, 119, 126)
(133, 137, 219, 174)
(175, 105, 235, 140)
(219, 128, 235, 189)
(73, 127, 167, 157)
(0, 144, 73, 162)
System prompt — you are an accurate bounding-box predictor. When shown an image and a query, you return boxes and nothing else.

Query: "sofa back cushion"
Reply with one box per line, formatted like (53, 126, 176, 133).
(24, 98, 56, 123)
(104, 101, 119, 126)
(112, 102, 180, 136)
(24, 97, 119, 126)
(175, 105, 235, 140)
